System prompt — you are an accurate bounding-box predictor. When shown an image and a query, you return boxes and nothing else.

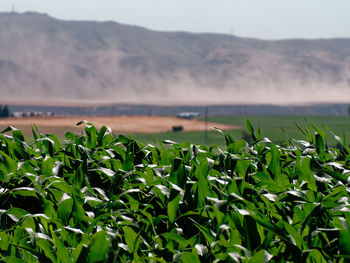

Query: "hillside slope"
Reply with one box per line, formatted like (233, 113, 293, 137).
(1, 12, 350, 105)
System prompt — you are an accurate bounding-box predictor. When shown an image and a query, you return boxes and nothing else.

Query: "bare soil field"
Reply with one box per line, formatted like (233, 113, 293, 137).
(0, 116, 239, 137)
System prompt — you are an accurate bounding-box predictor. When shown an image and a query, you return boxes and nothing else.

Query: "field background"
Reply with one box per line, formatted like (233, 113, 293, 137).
(0, 115, 236, 141)
(1, 115, 350, 147)
(132, 115, 350, 146)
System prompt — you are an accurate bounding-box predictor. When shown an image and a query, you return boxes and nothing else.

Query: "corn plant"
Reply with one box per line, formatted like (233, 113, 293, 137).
(0, 120, 349, 262)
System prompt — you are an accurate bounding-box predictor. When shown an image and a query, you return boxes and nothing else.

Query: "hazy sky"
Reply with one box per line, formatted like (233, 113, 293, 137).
(0, 0, 349, 39)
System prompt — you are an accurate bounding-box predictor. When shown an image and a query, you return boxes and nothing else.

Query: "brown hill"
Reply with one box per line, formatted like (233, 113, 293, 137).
(1, 12, 350, 105)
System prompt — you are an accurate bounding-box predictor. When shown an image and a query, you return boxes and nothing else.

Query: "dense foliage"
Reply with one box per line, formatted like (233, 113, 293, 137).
(0, 121, 350, 262)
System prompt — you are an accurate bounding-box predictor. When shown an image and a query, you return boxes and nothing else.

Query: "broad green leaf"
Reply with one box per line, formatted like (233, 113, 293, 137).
(6, 207, 30, 222)
(245, 118, 257, 142)
(57, 195, 73, 225)
(306, 249, 327, 263)
(340, 230, 350, 255)
(248, 249, 273, 263)
(0, 150, 17, 174)
(0, 231, 10, 250)
(87, 231, 111, 263)
(167, 189, 181, 224)
(180, 251, 200, 263)
(162, 232, 188, 249)
(122, 226, 138, 252)
(2, 256, 26, 263)
(10, 187, 39, 197)
(268, 143, 280, 178)
(36, 239, 57, 262)
(97, 125, 108, 146)
(284, 222, 306, 250)
(85, 124, 97, 150)
(52, 229, 72, 263)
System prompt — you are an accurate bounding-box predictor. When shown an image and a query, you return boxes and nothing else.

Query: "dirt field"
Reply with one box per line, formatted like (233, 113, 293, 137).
(0, 116, 239, 137)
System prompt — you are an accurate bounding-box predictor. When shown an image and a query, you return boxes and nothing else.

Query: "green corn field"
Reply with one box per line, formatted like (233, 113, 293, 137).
(0, 120, 350, 262)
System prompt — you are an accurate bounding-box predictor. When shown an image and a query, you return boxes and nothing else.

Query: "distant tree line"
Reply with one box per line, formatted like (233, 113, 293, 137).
(0, 104, 10, 118)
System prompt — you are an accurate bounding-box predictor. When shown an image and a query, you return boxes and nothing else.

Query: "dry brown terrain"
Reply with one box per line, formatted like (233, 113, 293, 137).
(1, 12, 350, 105)
(0, 116, 239, 137)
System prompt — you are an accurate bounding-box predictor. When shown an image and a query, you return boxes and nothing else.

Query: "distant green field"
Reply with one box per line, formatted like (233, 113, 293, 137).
(207, 115, 350, 144)
(132, 115, 350, 146)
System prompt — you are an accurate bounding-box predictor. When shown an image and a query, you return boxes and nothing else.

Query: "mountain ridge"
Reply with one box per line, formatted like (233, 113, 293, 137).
(1, 12, 350, 105)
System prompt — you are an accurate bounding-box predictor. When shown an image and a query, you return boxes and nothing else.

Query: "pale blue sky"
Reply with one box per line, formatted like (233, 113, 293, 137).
(0, 0, 349, 39)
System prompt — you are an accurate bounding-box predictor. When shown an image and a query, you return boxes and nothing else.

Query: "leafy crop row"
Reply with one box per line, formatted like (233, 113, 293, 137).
(0, 120, 350, 262)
